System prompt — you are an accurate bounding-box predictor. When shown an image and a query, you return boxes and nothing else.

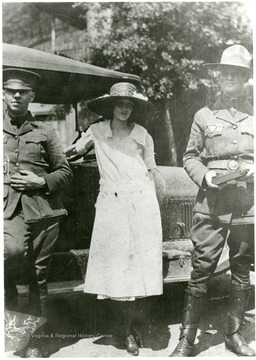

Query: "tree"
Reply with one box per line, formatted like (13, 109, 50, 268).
(3, 2, 252, 165)
(2, 3, 86, 49)
(75, 2, 252, 165)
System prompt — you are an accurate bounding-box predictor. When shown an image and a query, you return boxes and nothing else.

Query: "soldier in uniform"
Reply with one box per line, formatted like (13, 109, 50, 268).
(3, 68, 73, 356)
(169, 45, 254, 357)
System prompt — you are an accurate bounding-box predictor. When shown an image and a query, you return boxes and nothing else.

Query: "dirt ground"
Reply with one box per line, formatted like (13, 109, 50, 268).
(5, 272, 255, 358)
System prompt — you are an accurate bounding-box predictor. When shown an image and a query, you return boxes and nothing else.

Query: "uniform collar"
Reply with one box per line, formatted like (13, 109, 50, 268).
(3, 110, 37, 135)
(102, 119, 147, 146)
(221, 94, 246, 109)
(210, 95, 253, 116)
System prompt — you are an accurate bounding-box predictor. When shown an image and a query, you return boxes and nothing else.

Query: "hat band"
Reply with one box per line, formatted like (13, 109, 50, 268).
(220, 61, 250, 69)
(4, 79, 33, 90)
(110, 82, 137, 97)
(110, 90, 135, 97)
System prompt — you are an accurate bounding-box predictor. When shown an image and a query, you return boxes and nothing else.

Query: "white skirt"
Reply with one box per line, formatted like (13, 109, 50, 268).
(84, 181, 163, 298)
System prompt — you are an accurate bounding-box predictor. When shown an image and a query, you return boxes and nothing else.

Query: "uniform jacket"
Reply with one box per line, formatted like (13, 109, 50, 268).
(183, 96, 254, 223)
(3, 111, 73, 223)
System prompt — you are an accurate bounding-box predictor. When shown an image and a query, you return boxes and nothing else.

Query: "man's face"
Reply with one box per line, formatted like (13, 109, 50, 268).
(219, 67, 248, 97)
(3, 88, 35, 117)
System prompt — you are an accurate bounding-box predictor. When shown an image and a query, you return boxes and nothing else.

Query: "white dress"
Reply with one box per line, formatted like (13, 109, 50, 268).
(75, 120, 163, 299)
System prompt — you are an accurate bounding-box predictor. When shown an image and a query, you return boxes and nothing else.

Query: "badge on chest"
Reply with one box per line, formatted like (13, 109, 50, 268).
(205, 124, 224, 138)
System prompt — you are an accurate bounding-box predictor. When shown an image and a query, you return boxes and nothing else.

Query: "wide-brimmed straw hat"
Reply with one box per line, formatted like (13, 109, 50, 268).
(204, 45, 252, 72)
(87, 82, 155, 122)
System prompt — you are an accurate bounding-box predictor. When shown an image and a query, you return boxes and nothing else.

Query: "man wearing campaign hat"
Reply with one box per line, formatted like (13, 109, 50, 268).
(3, 68, 73, 356)
(169, 45, 254, 357)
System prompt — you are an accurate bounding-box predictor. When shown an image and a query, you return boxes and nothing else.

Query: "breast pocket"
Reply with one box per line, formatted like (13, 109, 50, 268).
(240, 123, 254, 137)
(205, 124, 225, 155)
(205, 124, 224, 138)
(24, 135, 47, 159)
(240, 123, 254, 152)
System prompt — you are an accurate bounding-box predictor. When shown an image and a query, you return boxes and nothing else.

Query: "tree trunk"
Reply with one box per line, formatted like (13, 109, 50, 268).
(165, 107, 177, 166)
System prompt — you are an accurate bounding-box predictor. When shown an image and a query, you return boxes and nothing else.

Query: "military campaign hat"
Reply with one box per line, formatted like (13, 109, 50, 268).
(3, 68, 41, 90)
(204, 45, 252, 71)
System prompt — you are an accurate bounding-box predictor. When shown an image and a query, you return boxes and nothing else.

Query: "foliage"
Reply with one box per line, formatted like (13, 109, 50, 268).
(2, 3, 53, 46)
(2, 3, 83, 48)
(3, 2, 253, 165)
(3, 2, 252, 102)
(53, 104, 72, 120)
(73, 2, 252, 165)
(75, 2, 252, 102)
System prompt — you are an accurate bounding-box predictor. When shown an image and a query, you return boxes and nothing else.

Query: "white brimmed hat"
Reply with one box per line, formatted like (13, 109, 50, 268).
(204, 45, 252, 71)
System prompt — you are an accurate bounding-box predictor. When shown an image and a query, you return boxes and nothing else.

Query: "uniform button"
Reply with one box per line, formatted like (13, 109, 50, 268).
(233, 155, 238, 160)
(15, 135, 18, 139)
(15, 149, 19, 153)
(15, 162, 19, 166)
(233, 140, 237, 145)
(233, 125, 237, 129)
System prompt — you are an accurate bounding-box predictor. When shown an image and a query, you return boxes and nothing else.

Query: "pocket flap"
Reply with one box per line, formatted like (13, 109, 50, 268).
(205, 124, 224, 138)
(240, 123, 254, 137)
(25, 135, 46, 144)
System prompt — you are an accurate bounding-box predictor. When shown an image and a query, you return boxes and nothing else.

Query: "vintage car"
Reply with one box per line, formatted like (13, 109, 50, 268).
(3, 43, 229, 296)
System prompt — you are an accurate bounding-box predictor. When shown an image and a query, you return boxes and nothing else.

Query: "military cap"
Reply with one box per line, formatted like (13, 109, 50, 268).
(3, 68, 41, 90)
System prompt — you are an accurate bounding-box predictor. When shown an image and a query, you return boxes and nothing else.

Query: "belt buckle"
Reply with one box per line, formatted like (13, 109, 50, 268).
(228, 159, 240, 171)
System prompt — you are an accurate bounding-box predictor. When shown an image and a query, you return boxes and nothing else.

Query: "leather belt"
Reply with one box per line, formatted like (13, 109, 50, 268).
(207, 159, 253, 171)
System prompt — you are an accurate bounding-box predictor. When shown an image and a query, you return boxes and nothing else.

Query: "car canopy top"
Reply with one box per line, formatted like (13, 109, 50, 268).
(3, 43, 141, 104)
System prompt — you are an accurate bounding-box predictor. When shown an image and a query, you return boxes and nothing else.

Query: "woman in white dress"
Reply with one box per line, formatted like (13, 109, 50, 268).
(65, 82, 164, 356)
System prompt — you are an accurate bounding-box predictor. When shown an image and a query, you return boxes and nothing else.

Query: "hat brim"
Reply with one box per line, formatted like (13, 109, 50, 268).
(87, 96, 156, 123)
(203, 63, 252, 72)
(4, 84, 33, 91)
(3, 68, 41, 90)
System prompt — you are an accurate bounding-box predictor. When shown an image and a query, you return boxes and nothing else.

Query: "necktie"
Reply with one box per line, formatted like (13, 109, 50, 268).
(229, 98, 238, 117)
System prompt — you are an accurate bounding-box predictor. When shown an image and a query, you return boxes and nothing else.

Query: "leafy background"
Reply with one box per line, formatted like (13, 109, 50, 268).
(2, 2, 253, 165)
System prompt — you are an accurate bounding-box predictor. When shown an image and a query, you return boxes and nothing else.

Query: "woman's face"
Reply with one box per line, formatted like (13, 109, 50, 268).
(113, 99, 133, 122)
(219, 67, 248, 97)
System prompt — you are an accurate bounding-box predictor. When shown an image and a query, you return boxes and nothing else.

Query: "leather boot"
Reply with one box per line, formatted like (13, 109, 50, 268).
(169, 293, 205, 357)
(121, 301, 139, 356)
(131, 326, 144, 348)
(29, 273, 49, 318)
(28, 281, 41, 316)
(225, 284, 255, 356)
(5, 282, 19, 311)
(124, 334, 139, 356)
(113, 300, 139, 355)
